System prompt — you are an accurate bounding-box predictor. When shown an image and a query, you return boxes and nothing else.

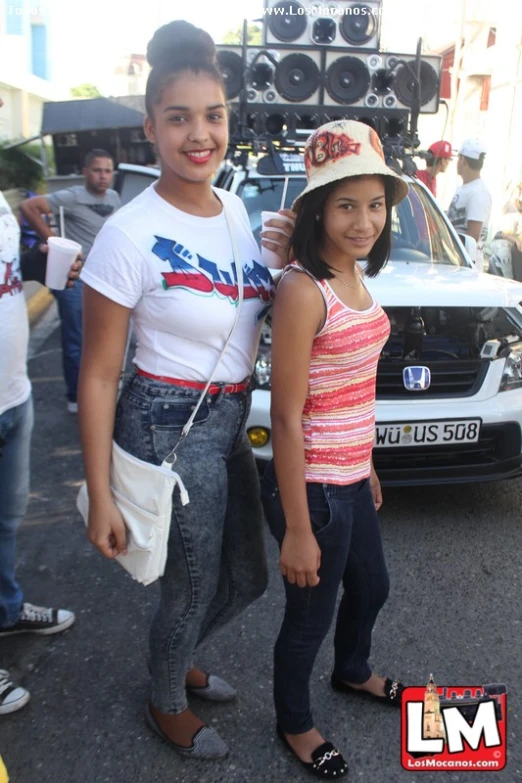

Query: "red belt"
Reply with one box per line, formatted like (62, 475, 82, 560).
(136, 368, 250, 394)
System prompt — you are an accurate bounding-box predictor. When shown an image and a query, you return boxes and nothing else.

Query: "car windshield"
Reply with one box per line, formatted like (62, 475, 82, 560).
(237, 177, 306, 244)
(238, 176, 467, 267)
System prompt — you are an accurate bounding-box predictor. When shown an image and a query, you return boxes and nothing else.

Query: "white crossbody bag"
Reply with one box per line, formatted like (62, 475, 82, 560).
(77, 202, 244, 586)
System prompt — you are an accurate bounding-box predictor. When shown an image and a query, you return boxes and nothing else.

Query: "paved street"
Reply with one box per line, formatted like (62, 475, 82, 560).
(1, 306, 521, 783)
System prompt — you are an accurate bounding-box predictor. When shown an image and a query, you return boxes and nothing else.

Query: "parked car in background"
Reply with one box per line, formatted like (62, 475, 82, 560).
(114, 155, 522, 486)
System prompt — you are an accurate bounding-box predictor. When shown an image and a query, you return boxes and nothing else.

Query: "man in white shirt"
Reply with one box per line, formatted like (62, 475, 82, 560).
(0, 95, 79, 717)
(447, 138, 492, 267)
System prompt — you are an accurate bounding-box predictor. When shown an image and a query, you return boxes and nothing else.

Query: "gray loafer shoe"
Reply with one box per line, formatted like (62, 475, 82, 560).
(145, 704, 229, 759)
(187, 674, 237, 702)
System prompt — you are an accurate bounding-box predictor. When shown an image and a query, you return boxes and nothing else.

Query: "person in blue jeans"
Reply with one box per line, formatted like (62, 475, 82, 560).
(261, 120, 410, 778)
(20, 150, 120, 413)
(0, 165, 79, 716)
(78, 20, 293, 761)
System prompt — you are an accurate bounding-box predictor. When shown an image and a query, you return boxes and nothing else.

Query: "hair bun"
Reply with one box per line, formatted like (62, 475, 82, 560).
(147, 20, 216, 69)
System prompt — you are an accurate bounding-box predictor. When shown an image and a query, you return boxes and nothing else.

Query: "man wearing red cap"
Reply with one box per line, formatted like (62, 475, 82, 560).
(416, 140, 452, 197)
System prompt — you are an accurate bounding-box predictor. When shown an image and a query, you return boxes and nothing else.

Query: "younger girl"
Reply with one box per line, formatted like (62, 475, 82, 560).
(78, 21, 291, 760)
(261, 120, 409, 778)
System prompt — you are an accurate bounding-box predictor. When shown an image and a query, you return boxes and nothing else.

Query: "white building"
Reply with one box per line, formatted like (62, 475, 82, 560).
(0, 0, 67, 142)
(413, 0, 522, 232)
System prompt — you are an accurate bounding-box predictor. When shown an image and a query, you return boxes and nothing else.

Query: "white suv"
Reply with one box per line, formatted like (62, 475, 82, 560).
(220, 153, 522, 486)
(115, 157, 522, 486)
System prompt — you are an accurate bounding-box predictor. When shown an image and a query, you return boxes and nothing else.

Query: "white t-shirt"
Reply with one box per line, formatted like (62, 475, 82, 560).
(0, 192, 31, 416)
(81, 185, 275, 383)
(447, 178, 492, 263)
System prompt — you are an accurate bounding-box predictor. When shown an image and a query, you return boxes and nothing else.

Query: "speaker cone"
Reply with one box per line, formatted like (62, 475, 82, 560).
(312, 18, 336, 44)
(265, 113, 287, 136)
(340, 4, 377, 45)
(372, 68, 394, 95)
(325, 57, 370, 104)
(216, 51, 243, 100)
(395, 61, 439, 107)
(384, 116, 407, 136)
(295, 111, 320, 131)
(383, 94, 397, 109)
(267, 1, 307, 42)
(248, 62, 273, 90)
(276, 53, 320, 102)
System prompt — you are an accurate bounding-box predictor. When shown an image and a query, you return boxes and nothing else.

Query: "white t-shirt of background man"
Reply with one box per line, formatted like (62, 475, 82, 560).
(447, 178, 492, 264)
(0, 191, 31, 416)
(81, 185, 275, 383)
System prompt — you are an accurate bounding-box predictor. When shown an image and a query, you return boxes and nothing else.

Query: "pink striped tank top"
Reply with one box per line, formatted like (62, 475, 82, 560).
(286, 264, 390, 485)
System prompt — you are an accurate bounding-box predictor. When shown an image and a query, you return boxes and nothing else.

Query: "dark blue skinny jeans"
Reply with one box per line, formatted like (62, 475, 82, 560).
(261, 459, 390, 734)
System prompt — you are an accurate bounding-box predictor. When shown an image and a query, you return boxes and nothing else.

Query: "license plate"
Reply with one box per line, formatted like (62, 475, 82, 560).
(375, 419, 481, 448)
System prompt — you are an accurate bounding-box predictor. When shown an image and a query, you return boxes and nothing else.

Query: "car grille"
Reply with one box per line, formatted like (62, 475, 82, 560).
(375, 422, 522, 485)
(376, 360, 488, 399)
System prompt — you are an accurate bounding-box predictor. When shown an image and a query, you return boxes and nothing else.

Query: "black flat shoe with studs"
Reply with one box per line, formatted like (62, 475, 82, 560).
(331, 674, 405, 707)
(276, 724, 349, 779)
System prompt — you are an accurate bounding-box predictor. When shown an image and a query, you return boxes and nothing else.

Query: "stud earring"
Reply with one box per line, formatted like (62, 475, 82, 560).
(315, 214, 320, 222)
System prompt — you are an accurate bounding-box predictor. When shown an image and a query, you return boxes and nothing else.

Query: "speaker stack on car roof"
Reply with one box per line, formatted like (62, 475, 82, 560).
(216, 0, 442, 141)
(264, 0, 381, 49)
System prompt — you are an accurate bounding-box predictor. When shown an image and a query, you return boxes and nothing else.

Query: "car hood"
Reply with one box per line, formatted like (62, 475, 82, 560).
(365, 263, 522, 308)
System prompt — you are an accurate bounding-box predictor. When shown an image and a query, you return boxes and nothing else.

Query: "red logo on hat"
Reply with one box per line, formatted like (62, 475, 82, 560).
(370, 128, 385, 161)
(305, 131, 361, 170)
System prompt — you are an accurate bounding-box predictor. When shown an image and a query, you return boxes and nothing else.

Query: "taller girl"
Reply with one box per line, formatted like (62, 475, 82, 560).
(78, 21, 291, 760)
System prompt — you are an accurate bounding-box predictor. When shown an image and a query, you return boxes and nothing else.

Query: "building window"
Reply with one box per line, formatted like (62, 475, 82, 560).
(6, 0, 23, 34)
(480, 75, 491, 111)
(31, 23, 48, 79)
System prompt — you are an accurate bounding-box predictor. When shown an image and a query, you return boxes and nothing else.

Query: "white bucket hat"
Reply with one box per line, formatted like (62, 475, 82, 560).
(292, 120, 410, 212)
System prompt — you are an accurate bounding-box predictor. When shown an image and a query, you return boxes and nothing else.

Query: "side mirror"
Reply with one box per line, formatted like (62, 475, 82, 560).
(457, 232, 481, 270)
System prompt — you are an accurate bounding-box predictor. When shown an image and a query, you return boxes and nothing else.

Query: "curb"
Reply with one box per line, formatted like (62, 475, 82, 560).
(26, 286, 53, 326)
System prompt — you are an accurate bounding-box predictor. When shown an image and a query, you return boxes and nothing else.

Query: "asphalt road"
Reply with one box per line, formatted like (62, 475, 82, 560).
(1, 306, 521, 783)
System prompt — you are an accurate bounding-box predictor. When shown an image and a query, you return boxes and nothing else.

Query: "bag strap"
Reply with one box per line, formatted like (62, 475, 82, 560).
(162, 197, 244, 468)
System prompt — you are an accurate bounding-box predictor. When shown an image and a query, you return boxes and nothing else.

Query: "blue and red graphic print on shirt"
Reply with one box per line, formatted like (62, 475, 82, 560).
(152, 236, 275, 320)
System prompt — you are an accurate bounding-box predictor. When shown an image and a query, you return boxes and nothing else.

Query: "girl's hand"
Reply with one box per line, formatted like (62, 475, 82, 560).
(369, 468, 383, 511)
(66, 255, 83, 288)
(260, 208, 296, 265)
(280, 528, 321, 588)
(87, 498, 128, 559)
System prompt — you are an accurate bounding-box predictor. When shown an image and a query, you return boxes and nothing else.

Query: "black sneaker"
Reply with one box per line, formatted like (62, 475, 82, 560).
(0, 670, 30, 715)
(0, 603, 75, 637)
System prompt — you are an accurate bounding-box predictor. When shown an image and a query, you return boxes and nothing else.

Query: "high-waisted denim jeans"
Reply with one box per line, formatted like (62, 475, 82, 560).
(114, 372, 268, 714)
(0, 396, 33, 627)
(261, 460, 390, 734)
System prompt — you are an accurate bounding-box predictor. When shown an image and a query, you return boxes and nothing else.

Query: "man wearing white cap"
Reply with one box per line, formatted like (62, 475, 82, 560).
(447, 138, 492, 267)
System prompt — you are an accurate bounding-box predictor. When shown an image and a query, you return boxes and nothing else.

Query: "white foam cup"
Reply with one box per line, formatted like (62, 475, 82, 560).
(260, 211, 294, 267)
(45, 237, 82, 290)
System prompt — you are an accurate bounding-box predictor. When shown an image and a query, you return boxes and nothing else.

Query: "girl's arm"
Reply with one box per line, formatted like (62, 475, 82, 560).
(270, 272, 325, 588)
(78, 284, 131, 559)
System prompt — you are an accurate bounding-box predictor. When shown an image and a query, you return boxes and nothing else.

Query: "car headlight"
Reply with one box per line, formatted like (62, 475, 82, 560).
(254, 345, 271, 390)
(500, 343, 522, 391)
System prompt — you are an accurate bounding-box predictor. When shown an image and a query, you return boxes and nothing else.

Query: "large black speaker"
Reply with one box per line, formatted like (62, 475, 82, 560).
(216, 46, 441, 114)
(263, 0, 382, 50)
(323, 50, 441, 113)
(391, 54, 441, 112)
(227, 104, 409, 140)
(215, 48, 244, 100)
(216, 46, 323, 105)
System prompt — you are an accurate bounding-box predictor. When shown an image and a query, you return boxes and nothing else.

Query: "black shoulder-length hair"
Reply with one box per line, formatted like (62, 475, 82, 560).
(289, 174, 396, 279)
